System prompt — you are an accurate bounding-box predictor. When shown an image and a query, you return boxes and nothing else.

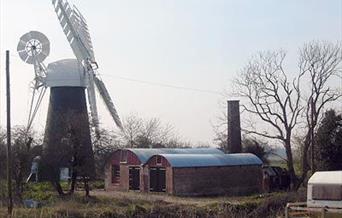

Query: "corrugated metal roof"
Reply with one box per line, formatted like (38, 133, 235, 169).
(156, 153, 263, 168)
(308, 171, 342, 185)
(127, 148, 223, 164)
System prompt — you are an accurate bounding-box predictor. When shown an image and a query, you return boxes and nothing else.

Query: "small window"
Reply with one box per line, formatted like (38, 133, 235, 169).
(156, 156, 162, 165)
(312, 185, 342, 201)
(112, 165, 120, 184)
(120, 150, 128, 163)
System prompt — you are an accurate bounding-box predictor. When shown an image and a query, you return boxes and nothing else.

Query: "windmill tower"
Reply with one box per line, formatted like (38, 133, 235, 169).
(17, 0, 123, 181)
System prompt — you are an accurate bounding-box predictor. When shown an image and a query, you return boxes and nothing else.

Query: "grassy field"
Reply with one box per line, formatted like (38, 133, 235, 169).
(0, 182, 307, 218)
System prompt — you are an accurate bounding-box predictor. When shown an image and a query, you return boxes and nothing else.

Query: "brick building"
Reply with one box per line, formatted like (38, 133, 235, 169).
(104, 148, 224, 192)
(145, 153, 263, 196)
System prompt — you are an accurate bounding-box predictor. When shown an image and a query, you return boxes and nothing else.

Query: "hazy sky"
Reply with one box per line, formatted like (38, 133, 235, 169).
(0, 0, 341, 144)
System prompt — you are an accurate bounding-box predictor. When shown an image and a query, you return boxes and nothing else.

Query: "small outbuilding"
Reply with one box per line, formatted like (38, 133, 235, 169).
(145, 153, 263, 196)
(104, 148, 224, 192)
(307, 171, 342, 208)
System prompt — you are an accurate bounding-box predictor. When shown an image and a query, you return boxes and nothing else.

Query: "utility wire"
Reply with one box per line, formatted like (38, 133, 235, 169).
(2, 52, 223, 95)
(102, 74, 222, 95)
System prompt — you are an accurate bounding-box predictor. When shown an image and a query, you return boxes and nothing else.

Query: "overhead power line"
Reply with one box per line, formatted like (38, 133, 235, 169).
(2, 52, 223, 95)
(102, 74, 222, 95)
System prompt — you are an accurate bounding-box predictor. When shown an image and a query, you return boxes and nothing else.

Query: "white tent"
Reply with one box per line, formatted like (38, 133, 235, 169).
(307, 171, 342, 208)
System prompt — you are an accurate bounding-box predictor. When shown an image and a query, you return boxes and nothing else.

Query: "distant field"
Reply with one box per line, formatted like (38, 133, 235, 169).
(0, 183, 306, 218)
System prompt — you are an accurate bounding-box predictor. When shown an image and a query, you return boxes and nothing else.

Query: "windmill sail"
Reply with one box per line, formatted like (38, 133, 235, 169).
(86, 71, 100, 132)
(94, 76, 123, 130)
(52, 0, 95, 62)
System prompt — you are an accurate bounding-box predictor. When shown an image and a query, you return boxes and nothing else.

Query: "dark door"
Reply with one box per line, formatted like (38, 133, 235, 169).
(149, 167, 166, 192)
(129, 167, 140, 190)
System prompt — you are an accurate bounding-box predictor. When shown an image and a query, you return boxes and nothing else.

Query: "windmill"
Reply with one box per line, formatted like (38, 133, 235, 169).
(51, 0, 123, 134)
(17, 0, 123, 181)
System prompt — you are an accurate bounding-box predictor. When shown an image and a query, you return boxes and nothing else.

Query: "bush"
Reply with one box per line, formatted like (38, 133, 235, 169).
(90, 180, 105, 190)
(22, 182, 56, 202)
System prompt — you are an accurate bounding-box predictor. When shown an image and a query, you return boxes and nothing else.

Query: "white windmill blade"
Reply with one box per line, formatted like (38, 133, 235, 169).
(87, 72, 101, 135)
(72, 6, 95, 58)
(94, 76, 123, 130)
(52, 0, 95, 63)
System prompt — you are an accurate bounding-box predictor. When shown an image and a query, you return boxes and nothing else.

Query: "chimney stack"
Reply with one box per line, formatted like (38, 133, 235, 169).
(227, 100, 242, 153)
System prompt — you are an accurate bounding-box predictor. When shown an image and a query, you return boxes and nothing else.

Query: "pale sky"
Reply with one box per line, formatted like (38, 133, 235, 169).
(0, 0, 341, 144)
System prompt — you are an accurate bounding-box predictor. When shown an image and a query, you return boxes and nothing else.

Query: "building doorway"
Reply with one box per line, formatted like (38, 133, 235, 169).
(129, 167, 140, 190)
(149, 167, 166, 192)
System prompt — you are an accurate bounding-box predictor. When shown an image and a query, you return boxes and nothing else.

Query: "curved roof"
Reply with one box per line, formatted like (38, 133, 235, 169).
(46, 59, 87, 88)
(308, 171, 342, 185)
(153, 153, 262, 168)
(127, 148, 223, 164)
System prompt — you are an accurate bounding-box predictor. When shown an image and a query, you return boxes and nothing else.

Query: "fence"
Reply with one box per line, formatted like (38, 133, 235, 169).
(285, 202, 342, 218)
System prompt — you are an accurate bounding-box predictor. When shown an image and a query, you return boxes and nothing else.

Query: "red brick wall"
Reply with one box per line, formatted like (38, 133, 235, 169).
(140, 166, 149, 192)
(172, 165, 262, 196)
(105, 149, 142, 191)
(110, 149, 141, 165)
(166, 167, 173, 194)
(146, 156, 170, 167)
(120, 164, 129, 191)
(110, 150, 121, 165)
(104, 163, 129, 191)
(104, 162, 112, 191)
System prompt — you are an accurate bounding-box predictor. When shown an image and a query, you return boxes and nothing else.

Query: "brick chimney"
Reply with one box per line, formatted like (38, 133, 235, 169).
(227, 100, 242, 153)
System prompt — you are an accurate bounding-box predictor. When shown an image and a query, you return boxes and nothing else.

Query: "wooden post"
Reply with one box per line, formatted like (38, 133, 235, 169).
(6, 50, 13, 216)
(284, 204, 289, 218)
(321, 207, 326, 218)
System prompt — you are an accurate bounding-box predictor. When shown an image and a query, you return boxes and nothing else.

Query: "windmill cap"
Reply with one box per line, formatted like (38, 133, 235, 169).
(46, 59, 87, 88)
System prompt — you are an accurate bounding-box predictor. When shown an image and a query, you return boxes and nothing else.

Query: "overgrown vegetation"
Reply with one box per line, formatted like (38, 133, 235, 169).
(0, 183, 306, 218)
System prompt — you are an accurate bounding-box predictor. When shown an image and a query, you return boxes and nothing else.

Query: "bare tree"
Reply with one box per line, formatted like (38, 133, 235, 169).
(119, 114, 185, 148)
(212, 110, 228, 150)
(234, 50, 303, 188)
(120, 114, 143, 148)
(11, 126, 35, 198)
(232, 42, 342, 189)
(137, 117, 174, 148)
(0, 126, 41, 201)
(298, 41, 342, 185)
